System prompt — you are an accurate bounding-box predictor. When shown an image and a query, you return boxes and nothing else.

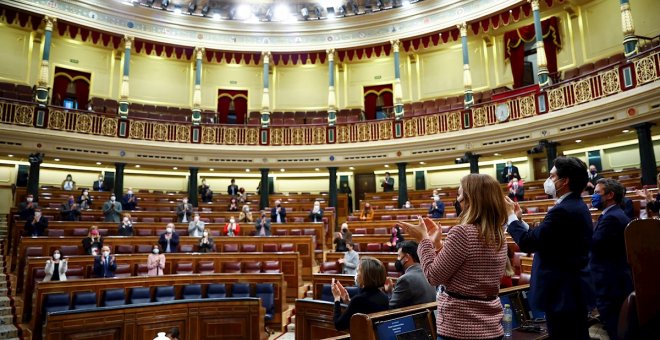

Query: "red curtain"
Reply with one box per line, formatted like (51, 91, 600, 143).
(217, 89, 248, 124)
(363, 84, 393, 120)
(504, 16, 561, 88)
(52, 67, 91, 108)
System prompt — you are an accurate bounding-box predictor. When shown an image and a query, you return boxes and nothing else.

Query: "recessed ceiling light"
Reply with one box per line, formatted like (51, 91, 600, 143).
(315, 168, 320, 171)
(280, 168, 285, 172)
(8, 154, 13, 157)
(622, 129, 629, 133)
(245, 169, 250, 172)
(96, 162, 102, 165)
(575, 139, 582, 143)
(384, 164, 389, 168)
(419, 161, 426, 165)
(173, 167, 178, 170)
(494, 153, 501, 156)
(54, 158, 60, 162)
(349, 166, 355, 170)
(135, 164, 141, 168)
(210, 168, 215, 171)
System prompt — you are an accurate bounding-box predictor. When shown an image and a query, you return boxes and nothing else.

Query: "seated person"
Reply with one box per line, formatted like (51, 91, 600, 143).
(158, 223, 180, 253)
(24, 209, 48, 236)
(384, 225, 404, 251)
(188, 213, 205, 237)
(507, 175, 525, 202)
(102, 194, 122, 222)
(333, 232, 347, 252)
(93, 175, 108, 192)
(428, 200, 445, 218)
(61, 174, 76, 191)
(147, 244, 165, 276)
(238, 204, 253, 223)
(402, 201, 413, 209)
(199, 179, 213, 203)
(198, 230, 215, 253)
(78, 189, 93, 209)
(255, 212, 271, 236)
(338, 242, 359, 275)
(359, 202, 374, 221)
(18, 194, 39, 220)
(309, 201, 324, 223)
(237, 187, 247, 204)
(118, 213, 134, 236)
(93, 246, 116, 278)
(636, 175, 660, 216)
(82, 226, 103, 255)
(228, 197, 239, 212)
(44, 249, 68, 282)
(176, 198, 193, 223)
(270, 200, 286, 223)
(332, 257, 389, 331)
(122, 188, 138, 211)
(384, 241, 436, 309)
(224, 217, 240, 236)
(61, 195, 81, 221)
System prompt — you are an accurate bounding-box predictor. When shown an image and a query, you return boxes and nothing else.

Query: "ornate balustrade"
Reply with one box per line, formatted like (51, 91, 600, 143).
(1, 48, 657, 146)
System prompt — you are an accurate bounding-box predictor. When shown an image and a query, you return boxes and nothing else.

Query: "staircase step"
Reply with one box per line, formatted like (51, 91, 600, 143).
(0, 315, 12, 325)
(0, 324, 18, 339)
(0, 298, 10, 308)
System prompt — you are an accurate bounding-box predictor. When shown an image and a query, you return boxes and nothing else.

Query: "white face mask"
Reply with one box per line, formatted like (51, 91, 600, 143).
(203, 232, 208, 237)
(194, 216, 200, 222)
(182, 199, 188, 204)
(153, 249, 159, 254)
(110, 196, 116, 202)
(83, 191, 88, 196)
(230, 219, 235, 224)
(166, 228, 173, 233)
(127, 191, 133, 195)
(53, 253, 61, 260)
(35, 212, 42, 218)
(404, 203, 411, 208)
(103, 251, 110, 257)
(27, 197, 33, 202)
(544, 177, 557, 197)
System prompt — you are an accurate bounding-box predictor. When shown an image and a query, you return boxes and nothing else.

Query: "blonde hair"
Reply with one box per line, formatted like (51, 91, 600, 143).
(458, 174, 506, 250)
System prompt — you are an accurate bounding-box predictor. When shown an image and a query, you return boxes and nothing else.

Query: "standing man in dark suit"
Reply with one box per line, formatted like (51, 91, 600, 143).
(176, 197, 193, 223)
(93, 246, 117, 278)
(505, 157, 594, 339)
(18, 194, 39, 220)
(590, 178, 633, 339)
(384, 241, 436, 309)
(93, 175, 107, 192)
(270, 200, 286, 223)
(585, 164, 603, 195)
(501, 160, 520, 183)
(227, 178, 239, 196)
(381, 172, 394, 192)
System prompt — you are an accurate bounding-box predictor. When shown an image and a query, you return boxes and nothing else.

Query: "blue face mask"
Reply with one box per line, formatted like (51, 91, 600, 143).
(591, 193, 603, 210)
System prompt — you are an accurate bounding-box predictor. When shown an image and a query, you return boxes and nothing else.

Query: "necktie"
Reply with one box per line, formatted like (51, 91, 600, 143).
(104, 257, 109, 277)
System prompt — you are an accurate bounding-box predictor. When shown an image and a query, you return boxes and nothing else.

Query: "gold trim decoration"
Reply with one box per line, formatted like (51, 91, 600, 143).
(176, 125, 190, 143)
(357, 123, 371, 142)
(224, 127, 238, 145)
(246, 128, 258, 145)
(472, 107, 487, 127)
(48, 109, 66, 130)
(404, 119, 416, 137)
(101, 117, 118, 136)
(425, 116, 438, 135)
(14, 104, 34, 125)
(153, 124, 168, 141)
(292, 128, 304, 145)
(270, 128, 283, 145)
(130, 121, 145, 139)
(447, 112, 461, 131)
(548, 88, 565, 110)
(573, 79, 592, 103)
(379, 120, 392, 140)
(202, 126, 216, 144)
(337, 125, 350, 143)
(518, 96, 535, 117)
(312, 127, 325, 144)
(635, 56, 657, 84)
(601, 69, 621, 95)
(75, 114, 92, 133)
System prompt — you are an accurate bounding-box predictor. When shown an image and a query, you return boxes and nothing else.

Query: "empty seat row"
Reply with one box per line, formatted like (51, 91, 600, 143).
(42, 283, 274, 315)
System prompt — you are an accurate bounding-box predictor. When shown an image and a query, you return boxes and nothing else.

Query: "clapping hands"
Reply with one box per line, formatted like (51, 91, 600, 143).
(504, 196, 523, 219)
(331, 278, 350, 303)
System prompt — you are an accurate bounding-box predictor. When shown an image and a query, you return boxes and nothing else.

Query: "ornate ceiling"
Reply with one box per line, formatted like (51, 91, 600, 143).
(4, 0, 520, 51)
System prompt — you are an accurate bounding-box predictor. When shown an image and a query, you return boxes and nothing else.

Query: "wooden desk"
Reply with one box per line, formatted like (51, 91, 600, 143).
(44, 298, 266, 340)
(295, 299, 347, 340)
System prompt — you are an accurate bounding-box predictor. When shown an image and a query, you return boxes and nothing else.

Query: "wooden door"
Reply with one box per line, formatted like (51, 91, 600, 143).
(355, 174, 376, 209)
(533, 157, 547, 181)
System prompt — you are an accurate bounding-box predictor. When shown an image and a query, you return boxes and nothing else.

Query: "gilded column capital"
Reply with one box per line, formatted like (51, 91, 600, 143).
(44, 16, 56, 31)
(458, 22, 468, 37)
(262, 51, 271, 63)
(528, 0, 540, 11)
(390, 40, 400, 53)
(327, 49, 335, 62)
(123, 36, 134, 49)
(195, 47, 205, 60)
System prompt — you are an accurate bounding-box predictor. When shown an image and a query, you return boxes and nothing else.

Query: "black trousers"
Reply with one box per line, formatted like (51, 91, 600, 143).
(545, 310, 589, 340)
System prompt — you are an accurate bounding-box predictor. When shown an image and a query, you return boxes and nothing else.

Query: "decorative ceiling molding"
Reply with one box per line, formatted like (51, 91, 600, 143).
(3, 0, 520, 51)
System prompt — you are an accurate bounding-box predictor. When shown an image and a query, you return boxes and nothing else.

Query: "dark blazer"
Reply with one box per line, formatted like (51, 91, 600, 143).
(586, 173, 603, 195)
(176, 203, 193, 222)
(18, 201, 39, 220)
(389, 264, 436, 309)
(158, 232, 180, 253)
(24, 216, 48, 236)
(227, 184, 239, 196)
(334, 287, 389, 331)
(117, 222, 134, 236)
(93, 180, 108, 191)
(309, 209, 324, 223)
(93, 255, 117, 278)
(381, 177, 395, 192)
(621, 197, 635, 219)
(501, 165, 520, 183)
(507, 192, 594, 313)
(122, 194, 138, 211)
(428, 201, 445, 218)
(589, 205, 633, 299)
(270, 206, 287, 223)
